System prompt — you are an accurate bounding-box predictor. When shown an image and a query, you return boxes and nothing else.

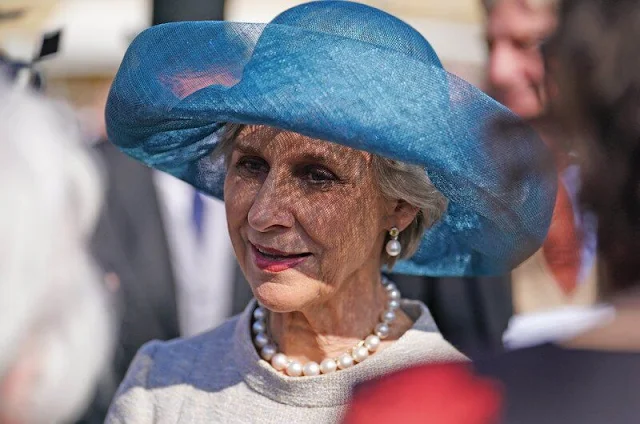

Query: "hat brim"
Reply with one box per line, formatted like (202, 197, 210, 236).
(107, 13, 556, 276)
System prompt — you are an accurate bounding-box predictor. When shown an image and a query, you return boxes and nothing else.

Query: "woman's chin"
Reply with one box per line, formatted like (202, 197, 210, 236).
(250, 277, 316, 313)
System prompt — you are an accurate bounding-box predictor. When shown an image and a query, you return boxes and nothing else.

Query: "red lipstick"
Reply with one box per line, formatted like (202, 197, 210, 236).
(250, 243, 310, 273)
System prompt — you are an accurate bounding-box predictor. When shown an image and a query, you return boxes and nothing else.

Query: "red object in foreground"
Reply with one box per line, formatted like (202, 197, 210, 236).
(343, 363, 503, 424)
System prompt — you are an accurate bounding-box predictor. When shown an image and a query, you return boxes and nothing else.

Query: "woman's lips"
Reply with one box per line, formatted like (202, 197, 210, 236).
(250, 243, 310, 273)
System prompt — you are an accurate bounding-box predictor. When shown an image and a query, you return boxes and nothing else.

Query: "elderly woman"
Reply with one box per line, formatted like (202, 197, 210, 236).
(0, 78, 113, 423)
(105, 1, 554, 423)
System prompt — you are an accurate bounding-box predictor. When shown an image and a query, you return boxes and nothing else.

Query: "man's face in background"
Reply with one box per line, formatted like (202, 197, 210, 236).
(485, 0, 557, 119)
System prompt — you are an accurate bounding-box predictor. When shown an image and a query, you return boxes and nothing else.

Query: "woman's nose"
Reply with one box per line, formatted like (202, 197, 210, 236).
(247, 172, 295, 232)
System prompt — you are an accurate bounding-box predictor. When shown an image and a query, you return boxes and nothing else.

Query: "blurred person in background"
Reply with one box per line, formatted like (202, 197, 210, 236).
(485, 0, 556, 120)
(484, 0, 598, 347)
(1, 3, 113, 424)
(345, 0, 640, 422)
(0, 77, 113, 423)
(389, 0, 567, 356)
(80, 1, 253, 421)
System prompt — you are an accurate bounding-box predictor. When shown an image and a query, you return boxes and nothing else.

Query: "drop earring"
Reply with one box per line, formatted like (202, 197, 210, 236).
(385, 227, 402, 257)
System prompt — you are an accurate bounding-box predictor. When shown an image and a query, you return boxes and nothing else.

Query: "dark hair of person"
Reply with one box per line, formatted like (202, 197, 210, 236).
(543, 0, 640, 297)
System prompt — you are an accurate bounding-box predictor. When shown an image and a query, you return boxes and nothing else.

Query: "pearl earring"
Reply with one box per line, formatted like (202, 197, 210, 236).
(385, 227, 402, 257)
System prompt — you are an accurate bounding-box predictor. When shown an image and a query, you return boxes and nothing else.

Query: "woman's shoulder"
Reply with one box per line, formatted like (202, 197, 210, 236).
(121, 316, 242, 390)
(399, 299, 467, 360)
(105, 316, 244, 422)
(145, 316, 241, 378)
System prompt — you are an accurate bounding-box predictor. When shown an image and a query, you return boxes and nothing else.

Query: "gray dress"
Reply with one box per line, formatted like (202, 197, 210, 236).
(106, 299, 465, 423)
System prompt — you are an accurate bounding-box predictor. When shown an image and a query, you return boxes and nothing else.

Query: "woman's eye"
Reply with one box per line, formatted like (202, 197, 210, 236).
(300, 165, 339, 184)
(235, 156, 268, 176)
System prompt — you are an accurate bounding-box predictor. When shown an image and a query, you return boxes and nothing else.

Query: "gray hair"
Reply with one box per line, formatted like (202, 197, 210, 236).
(0, 79, 114, 424)
(372, 156, 447, 268)
(214, 124, 448, 269)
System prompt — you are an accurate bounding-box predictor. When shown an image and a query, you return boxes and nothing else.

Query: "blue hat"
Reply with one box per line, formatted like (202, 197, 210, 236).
(106, 0, 556, 276)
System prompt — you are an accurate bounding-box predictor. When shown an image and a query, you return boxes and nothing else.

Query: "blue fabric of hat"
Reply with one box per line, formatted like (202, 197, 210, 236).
(106, 0, 556, 276)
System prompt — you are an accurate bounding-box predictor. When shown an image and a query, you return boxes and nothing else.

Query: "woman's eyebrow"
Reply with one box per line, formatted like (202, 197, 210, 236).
(298, 152, 331, 164)
(233, 140, 262, 155)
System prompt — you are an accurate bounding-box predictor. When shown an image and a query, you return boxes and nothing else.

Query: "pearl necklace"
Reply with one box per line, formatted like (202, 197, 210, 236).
(252, 277, 402, 377)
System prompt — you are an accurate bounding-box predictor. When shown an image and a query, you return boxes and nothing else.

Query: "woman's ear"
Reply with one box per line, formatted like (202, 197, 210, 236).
(388, 200, 419, 232)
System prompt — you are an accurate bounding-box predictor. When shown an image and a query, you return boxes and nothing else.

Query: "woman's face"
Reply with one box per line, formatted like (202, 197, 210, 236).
(224, 126, 396, 312)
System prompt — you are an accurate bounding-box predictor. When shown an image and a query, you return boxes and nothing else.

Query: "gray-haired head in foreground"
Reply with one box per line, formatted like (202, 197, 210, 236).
(0, 79, 114, 424)
(214, 124, 448, 269)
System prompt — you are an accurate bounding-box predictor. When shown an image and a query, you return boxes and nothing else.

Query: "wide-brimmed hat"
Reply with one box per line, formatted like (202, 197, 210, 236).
(106, 0, 556, 276)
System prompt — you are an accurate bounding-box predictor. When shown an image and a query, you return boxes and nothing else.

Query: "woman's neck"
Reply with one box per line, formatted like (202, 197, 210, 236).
(267, 272, 413, 363)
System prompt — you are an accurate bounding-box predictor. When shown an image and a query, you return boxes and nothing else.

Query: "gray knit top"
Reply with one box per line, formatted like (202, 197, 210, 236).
(106, 299, 465, 423)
